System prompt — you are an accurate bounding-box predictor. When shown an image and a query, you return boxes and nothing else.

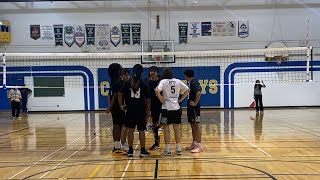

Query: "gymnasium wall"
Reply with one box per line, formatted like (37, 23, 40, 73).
(1, 1, 320, 111)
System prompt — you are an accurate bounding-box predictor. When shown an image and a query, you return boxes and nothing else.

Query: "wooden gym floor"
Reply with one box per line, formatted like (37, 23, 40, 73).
(0, 108, 319, 179)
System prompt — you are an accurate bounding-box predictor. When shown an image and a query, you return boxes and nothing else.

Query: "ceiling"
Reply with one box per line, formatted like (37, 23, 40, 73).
(1, 0, 320, 12)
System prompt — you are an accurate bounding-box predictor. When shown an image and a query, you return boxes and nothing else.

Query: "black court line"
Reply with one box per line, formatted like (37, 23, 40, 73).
(14, 157, 320, 179)
(154, 159, 159, 179)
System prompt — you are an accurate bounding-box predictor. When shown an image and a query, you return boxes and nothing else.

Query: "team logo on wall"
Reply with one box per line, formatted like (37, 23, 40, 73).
(189, 22, 201, 38)
(110, 26, 121, 47)
(64, 25, 75, 47)
(30, 25, 41, 40)
(238, 21, 249, 39)
(75, 25, 85, 47)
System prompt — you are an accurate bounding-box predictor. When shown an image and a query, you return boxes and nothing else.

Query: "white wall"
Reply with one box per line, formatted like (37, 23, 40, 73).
(235, 81, 320, 108)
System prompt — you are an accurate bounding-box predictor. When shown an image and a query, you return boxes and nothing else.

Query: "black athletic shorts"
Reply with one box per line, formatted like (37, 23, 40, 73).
(187, 105, 201, 123)
(151, 111, 161, 125)
(124, 110, 146, 131)
(160, 109, 181, 125)
(111, 108, 125, 125)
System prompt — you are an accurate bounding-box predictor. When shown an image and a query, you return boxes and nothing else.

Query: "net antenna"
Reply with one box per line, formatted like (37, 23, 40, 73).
(2, 43, 7, 89)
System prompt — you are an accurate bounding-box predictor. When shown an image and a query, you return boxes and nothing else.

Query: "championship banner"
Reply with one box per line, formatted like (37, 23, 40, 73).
(30, 25, 41, 40)
(238, 21, 249, 39)
(41, 25, 53, 40)
(212, 21, 236, 36)
(121, 23, 131, 45)
(189, 22, 201, 38)
(178, 22, 188, 44)
(98, 66, 220, 108)
(75, 25, 85, 47)
(201, 22, 212, 36)
(64, 25, 75, 47)
(85, 24, 95, 45)
(131, 23, 141, 45)
(95, 24, 110, 50)
(53, 24, 63, 46)
(110, 26, 121, 47)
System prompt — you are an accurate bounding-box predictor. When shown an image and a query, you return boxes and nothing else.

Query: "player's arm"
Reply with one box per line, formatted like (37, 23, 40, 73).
(261, 81, 266, 88)
(190, 82, 201, 106)
(193, 91, 201, 106)
(118, 83, 126, 112)
(155, 80, 165, 104)
(145, 84, 152, 116)
(178, 80, 190, 103)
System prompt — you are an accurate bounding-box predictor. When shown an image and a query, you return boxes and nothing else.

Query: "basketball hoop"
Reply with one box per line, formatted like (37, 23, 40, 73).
(154, 55, 161, 66)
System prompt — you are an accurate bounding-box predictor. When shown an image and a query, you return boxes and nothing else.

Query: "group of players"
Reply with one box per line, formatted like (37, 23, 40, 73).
(106, 63, 202, 157)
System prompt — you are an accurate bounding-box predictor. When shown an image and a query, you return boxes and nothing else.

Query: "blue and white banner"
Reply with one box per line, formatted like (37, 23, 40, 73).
(98, 66, 220, 108)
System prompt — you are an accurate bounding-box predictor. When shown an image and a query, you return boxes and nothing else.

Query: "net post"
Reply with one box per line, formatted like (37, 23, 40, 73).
(2, 44, 6, 89)
(306, 46, 312, 81)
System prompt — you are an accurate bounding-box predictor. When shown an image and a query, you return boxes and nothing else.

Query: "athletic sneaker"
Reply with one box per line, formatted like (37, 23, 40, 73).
(149, 144, 160, 150)
(17, 117, 22, 120)
(176, 150, 182, 155)
(185, 143, 196, 150)
(127, 149, 134, 157)
(191, 144, 203, 153)
(162, 150, 172, 156)
(140, 149, 150, 157)
(113, 147, 127, 155)
(122, 142, 129, 152)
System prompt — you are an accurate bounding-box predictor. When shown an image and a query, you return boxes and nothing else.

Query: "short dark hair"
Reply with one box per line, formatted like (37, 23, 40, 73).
(132, 64, 144, 80)
(184, 69, 194, 78)
(162, 67, 173, 79)
(149, 66, 158, 72)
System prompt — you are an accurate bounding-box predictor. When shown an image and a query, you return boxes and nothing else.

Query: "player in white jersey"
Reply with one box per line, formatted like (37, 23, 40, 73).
(155, 67, 190, 156)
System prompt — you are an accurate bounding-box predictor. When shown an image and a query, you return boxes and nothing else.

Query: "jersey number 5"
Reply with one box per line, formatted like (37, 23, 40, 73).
(171, 86, 175, 94)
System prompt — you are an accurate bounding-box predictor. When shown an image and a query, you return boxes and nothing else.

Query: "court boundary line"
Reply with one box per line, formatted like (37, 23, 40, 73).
(120, 142, 140, 180)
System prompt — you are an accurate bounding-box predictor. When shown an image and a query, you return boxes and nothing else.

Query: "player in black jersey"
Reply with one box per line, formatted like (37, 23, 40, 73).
(119, 64, 151, 157)
(106, 63, 125, 154)
(147, 66, 162, 150)
(184, 69, 203, 153)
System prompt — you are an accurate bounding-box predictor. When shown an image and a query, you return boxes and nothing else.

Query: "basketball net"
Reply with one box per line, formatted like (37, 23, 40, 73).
(154, 55, 161, 66)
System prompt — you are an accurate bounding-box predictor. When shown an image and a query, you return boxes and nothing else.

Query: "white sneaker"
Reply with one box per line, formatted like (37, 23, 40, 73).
(17, 117, 22, 120)
(162, 150, 172, 156)
(122, 142, 129, 151)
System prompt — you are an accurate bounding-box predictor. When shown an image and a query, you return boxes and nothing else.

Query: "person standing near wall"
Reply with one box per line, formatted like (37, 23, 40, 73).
(8, 86, 22, 119)
(20, 85, 32, 113)
(254, 80, 266, 113)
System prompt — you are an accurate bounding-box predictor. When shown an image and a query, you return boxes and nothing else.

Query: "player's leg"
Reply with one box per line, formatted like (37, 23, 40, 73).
(171, 110, 182, 155)
(149, 112, 161, 150)
(186, 107, 197, 150)
(160, 110, 171, 156)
